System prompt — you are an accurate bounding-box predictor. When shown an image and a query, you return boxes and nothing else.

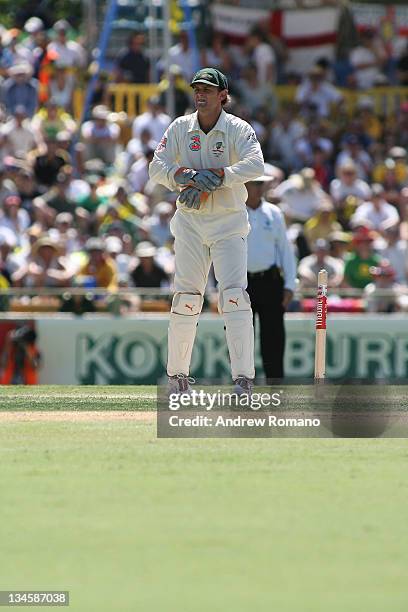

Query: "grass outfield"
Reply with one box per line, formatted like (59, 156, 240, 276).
(0, 385, 156, 411)
(0, 387, 407, 611)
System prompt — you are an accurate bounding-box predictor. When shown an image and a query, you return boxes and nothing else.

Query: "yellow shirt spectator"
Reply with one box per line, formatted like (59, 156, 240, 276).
(79, 238, 118, 290)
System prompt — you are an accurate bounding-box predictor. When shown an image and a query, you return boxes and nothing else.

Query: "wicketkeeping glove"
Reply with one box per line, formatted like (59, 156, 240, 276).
(194, 169, 224, 191)
(179, 186, 202, 209)
(175, 167, 224, 192)
(174, 167, 198, 187)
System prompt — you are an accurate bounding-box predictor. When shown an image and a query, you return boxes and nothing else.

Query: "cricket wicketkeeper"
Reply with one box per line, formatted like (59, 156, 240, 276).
(149, 67, 264, 394)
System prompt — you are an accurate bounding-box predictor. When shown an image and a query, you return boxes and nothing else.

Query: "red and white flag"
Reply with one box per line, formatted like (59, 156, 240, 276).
(211, 4, 340, 74)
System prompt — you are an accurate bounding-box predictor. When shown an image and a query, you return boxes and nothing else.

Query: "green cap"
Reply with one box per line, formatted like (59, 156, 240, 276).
(190, 68, 228, 90)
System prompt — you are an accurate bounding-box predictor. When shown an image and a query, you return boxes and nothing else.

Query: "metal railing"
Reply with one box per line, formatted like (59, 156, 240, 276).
(1, 286, 406, 315)
(72, 84, 408, 121)
(72, 83, 160, 120)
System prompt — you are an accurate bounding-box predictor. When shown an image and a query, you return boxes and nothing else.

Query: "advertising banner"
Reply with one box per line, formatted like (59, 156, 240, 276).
(3, 314, 402, 384)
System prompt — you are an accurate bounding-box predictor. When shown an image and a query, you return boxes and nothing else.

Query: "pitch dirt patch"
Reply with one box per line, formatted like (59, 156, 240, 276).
(0, 411, 155, 423)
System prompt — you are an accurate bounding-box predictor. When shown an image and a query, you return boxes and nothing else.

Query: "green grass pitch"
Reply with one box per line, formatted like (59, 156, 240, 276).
(0, 386, 407, 611)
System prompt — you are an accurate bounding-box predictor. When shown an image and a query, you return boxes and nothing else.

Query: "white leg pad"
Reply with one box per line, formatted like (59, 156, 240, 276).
(167, 293, 203, 376)
(220, 288, 255, 380)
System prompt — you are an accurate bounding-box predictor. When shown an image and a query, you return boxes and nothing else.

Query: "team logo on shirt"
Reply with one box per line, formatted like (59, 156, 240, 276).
(212, 141, 225, 157)
(156, 136, 167, 152)
(189, 135, 201, 151)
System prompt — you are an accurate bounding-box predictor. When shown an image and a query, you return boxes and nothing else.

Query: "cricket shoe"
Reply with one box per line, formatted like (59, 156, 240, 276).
(167, 374, 195, 396)
(233, 376, 254, 397)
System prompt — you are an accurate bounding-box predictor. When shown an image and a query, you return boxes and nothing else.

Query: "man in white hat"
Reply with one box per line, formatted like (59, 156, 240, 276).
(145, 201, 173, 247)
(48, 19, 86, 69)
(23, 17, 45, 53)
(3, 63, 38, 118)
(81, 105, 120, 164)
(149, 67, 264, 394)
(246, 172, 297, 380)
(130, 241, 169, 287)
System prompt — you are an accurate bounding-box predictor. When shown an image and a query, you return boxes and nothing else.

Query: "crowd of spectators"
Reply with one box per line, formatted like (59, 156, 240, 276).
(1, 14, 408, 314)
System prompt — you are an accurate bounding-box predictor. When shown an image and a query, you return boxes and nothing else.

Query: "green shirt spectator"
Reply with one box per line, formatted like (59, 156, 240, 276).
(344, 251, 381, 288)
(76, 176, 108, 212)
(344, 228, 381, 288)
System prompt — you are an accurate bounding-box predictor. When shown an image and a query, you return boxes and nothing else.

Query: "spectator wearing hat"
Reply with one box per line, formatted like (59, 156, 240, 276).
(1, 105, 40, 158)
(79, 237, 118, 290)
(31, 97, 76, 141)
(132, 96, 171, 146)
(81, 105, 120, 165)
(245, 172, 297, 379)
(104, 235, 134, 292)
(13, 233, 74, 287)
(351, 184, 400, 232)
(47, 20, 85, 70)
(298, 239, 344, 289)
(328, 231, 352, 260)
(22, 17, 45, 53)
(145, 201, 174, 247)
(343, 227, 382, 289)
(296, 65, 343, 118)
(105, 235, 123, 258)
(330, 161, 371, 207)
(2, 63, 39, 117)
(303, 198, 342, 249)
(51, 212, 79, 255)
(115, 32, 150, 84)
(0, 194, 30, 249)
(130, 241, 169, 288)
(364, 261, 399, 313)
(274, 168, 327, 223)
(336, 134, 372, 181)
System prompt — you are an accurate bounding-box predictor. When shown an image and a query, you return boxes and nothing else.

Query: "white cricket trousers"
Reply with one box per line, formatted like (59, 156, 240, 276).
(167, 210, 255, 380)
